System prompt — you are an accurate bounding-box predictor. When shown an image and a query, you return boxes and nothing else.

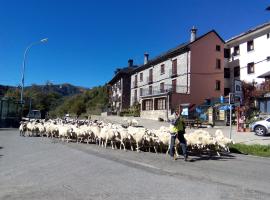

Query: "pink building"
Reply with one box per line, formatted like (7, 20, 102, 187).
(130, 28, 225, 120)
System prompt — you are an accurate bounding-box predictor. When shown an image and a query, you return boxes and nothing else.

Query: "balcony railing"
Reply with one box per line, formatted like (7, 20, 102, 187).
(169, 69, 177, 78)
(133, 81, 138, 88)
(147, 76, 153, 84)
(132, 97, 138, 103)
(139, 84, 189, 97)
(111, 95, 121, 102)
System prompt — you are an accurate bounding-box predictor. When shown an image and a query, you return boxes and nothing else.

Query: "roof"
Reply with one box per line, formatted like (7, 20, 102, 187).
(131, 30, 224, 74)
(258, 71, 270, 78)
(226, 21, 270, 43)
(108, 66, 137, 85)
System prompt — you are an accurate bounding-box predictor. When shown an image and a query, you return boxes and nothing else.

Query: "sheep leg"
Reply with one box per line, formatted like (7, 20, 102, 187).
(119, 141, 122, 150)
(111, 141, 114, 150)
(154, 145, 158, 154)
(136, 142, 140, 152)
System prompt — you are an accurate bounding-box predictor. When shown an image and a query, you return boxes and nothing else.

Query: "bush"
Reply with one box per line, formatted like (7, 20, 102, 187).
(120, 103, 140, 117)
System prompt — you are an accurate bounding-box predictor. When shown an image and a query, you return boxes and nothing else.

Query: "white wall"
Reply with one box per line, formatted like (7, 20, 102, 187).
(130, 52, 190, 105)
(226, 27, 270, 88)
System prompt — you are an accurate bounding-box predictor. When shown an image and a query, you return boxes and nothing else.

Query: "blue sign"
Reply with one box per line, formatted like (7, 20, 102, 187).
(220, 96, 224, 103)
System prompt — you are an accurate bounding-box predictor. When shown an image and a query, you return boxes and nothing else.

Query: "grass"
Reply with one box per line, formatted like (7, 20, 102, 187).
(229, 144, 270, 157)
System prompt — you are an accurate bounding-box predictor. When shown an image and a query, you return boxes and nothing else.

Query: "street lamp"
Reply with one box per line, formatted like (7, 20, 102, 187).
(20, 38, 48, 104)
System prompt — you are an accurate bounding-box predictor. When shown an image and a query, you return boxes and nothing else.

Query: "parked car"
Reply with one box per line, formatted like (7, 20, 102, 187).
(250, 117, 270, 136)
(22, 110, 42, 121)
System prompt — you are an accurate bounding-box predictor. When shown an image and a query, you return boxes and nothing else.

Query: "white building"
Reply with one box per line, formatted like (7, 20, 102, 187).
(224, 22, 270, 98)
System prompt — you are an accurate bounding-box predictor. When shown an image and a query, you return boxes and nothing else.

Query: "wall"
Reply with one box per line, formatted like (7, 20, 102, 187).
(169, 31, 224, 108)
(140, 109, 168, 121)
(226, 25, 270, 87)
(130, 52, 189, 105)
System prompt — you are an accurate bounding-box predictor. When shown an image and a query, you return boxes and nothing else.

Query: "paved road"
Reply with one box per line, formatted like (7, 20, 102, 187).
(0, 130, 270, 200)
(93, 115, 270, 145)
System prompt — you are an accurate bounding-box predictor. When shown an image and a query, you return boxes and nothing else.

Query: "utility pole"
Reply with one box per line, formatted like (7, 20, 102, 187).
(229, 93, 234, 139)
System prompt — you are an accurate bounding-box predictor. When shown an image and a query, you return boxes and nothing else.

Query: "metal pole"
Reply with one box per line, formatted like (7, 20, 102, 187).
(20, 45, 31, 104)
(20, 38, 48, 105)
(229, 93, 233, 139)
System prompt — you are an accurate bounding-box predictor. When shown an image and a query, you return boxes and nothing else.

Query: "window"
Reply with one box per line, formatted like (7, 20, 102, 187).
(134, 75, 138, 87)
(234, 66, 240, 77)
(143, 99, 153, 111)
(224, 88, 230, 96)
(172, 79, 177, 93)
(224, 48, 231, 58)
(140, 88, 143, 96)
(233, 46, 240, 56)
(134, 90, 137, 102)
(247, 62, 255, 74)
(148, 85, 152, 95)
(172, 59, 177, 76)
(148, 69, 153, 83)
(216, 45, 221, 51)
(140, 73, 143, 82)
(215, 80, 221, 90)
(224, 68, 230, 78)
(160, 82, 165, 93)
(155, 98, 166, 110)
(236, 85, 241, 92)
(247, 40, 254, 52)
(160, 64, 165, 74)
(216, 59, 221, 69)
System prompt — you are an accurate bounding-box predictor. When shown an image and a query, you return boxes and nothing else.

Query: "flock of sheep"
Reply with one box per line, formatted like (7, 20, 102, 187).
(19, 118, 234, 157)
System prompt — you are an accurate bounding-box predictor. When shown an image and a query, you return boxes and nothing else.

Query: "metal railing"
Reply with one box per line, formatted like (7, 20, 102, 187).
(133, 81, 138, 88)
(169, 69, 177, 77)
(139, 84, 189, 97)
(147, 76, 153, 84)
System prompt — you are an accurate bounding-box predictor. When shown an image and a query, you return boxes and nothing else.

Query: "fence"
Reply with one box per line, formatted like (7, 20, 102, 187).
(0, 97, 22, 128)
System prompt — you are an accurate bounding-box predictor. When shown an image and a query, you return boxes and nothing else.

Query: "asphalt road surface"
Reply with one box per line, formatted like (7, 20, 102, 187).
(0, 129, 270, 200)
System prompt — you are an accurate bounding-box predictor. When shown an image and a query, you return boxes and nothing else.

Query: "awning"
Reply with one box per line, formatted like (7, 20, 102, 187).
(219, 105, 232, 110)
(258, 71, 270, 78)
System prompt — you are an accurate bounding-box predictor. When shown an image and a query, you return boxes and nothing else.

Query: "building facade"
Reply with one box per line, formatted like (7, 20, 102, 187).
(130, 28, 225, 120)
(224, 22, 270, 98)
(108, 60, 136, 114)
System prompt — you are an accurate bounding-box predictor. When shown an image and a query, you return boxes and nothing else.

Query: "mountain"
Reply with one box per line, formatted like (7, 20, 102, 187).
(0, 83, 88, 98)
(24, 83, 88, 97)
(0, 85, 15, 97)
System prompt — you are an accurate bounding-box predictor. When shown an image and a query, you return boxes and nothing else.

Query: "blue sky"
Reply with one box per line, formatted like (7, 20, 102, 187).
(0, 0, 269, 88)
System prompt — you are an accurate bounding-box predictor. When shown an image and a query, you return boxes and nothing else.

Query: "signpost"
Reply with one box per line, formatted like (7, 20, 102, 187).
(229, 93, 234, 139)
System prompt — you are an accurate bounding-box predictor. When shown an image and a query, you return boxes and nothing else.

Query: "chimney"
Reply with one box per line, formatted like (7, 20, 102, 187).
(190, 26, 197, 42)
(144, 53, 149, 65)
(128, 59, 133, 67)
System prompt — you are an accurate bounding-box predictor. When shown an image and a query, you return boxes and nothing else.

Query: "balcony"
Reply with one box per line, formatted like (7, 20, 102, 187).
(111, 95, 121, 102)
(147, 76, 153, 84)
(132, 97, 138, 103)
(133, 81, 138, 88)
(140, 85, 173, 97)
(169, 69, 177, 78)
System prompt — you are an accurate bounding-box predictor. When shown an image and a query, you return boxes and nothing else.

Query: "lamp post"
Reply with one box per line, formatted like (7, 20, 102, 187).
(20, 38, 48, 104)
(229, 92, 234, 139)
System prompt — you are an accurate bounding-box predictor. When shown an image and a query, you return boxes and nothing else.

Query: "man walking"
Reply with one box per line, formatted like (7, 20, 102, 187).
(169, 107, 189, 161)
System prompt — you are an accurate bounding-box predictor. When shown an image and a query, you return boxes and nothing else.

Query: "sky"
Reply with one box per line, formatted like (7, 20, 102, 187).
(0, 0, 270, 88)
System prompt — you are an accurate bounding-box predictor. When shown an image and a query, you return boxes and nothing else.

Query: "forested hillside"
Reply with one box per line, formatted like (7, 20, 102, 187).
(1, 83, 108, 118)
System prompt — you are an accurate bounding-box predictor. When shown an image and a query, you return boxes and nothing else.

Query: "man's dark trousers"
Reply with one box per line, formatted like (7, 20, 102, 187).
(177, 131, 188, 158)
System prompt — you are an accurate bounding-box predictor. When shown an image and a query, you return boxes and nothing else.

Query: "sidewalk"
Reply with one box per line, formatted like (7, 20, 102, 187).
(92, 115, 270, 145)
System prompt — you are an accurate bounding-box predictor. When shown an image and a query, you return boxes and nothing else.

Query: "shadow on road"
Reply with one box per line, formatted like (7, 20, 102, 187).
(188, 153, 236, 162)
(0, 146, 3, 158)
